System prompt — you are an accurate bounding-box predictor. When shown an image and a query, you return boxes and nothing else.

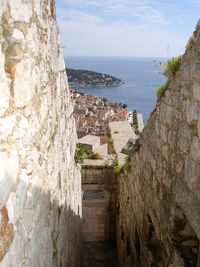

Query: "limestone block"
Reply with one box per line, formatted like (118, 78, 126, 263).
(7, 221, 26, 264)
(26, 24, 39, 54)
(184, 156, 199, 184)
(26, 147, 39, 174)
(0, 54, 10, 117)
(160, 124, 168, 143)
(180, 66, 190, 86)
(193, 80, 200, 101)
(190, 137, 200, 161)
(33, 0, 41, 17)
(27, 111, 40, 143)
(38, 94, 48, 123)
(0, 150, 19, 206)
(58, 44, 66, 71)
(185, 100, 199, 124)
(159, 102, 167, 122)
(6, 171, 28, 224)
(198, 117, 200, 138)
(8, 0, 33, 23)
(14, 58, 35, 108)
(190, 60, 200, 79)
(0, 115, 16, 139)
(0, 2, 7, 18)
(165, 105, 174, 125)
(5, 29, 25, 66)
(177, 123, 192, 154)
(49, 23, 59, 73)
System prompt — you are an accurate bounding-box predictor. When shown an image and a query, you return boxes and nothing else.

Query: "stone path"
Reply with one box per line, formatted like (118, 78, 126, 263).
(82, 241, 118, 267)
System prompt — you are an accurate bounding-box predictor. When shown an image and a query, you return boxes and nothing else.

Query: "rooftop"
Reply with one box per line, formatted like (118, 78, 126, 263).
(109, 121, 137, 165)
(78, 134, 100, 146)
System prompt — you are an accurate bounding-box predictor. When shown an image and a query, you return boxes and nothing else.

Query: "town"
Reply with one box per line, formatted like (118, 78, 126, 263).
(71, 89, 130, 138)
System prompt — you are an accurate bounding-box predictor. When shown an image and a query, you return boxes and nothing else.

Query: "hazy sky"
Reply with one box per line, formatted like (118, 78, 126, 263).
(56, 0, 200, 57)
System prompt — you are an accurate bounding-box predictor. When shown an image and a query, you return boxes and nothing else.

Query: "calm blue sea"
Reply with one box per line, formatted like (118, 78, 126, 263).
(64, 56, 167, 122)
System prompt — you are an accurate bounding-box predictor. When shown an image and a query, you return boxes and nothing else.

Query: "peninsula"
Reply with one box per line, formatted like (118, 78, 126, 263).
(67, 68, 124, 88)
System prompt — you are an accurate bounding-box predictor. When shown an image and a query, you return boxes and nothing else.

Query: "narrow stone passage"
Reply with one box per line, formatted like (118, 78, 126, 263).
(81, 160, 118, 267)
(83, 242, 118, 267)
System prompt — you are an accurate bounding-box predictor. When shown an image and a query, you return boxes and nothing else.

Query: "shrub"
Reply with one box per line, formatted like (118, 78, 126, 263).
(114, 165, 124, 175)
(112, 157, 118, 166)
(155, 56, 182, 100)
(114, 156, 131, 176)
(87, 152, 102, 160)
(74, 143, 91, 164)
(125, 155, 130, 163)
(156, 56, 182, 80)
(164, 56, 182, 80)
(108, 138, 114, 145)
(124, 156, 131, 172)
(108, 138, 116, 154)
(135, 129, 140, 135)
(156, 85, 167, 99)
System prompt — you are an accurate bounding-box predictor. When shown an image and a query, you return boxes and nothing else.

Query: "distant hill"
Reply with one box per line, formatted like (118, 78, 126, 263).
(67, 68, 124, 88)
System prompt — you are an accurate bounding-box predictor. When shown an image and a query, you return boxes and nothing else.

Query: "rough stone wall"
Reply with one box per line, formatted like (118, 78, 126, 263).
(0, 1, 81, 266)
(117, 23, 200, 267)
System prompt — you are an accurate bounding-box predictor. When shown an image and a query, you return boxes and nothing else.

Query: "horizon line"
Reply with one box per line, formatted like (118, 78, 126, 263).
(64, 55, 171, 59)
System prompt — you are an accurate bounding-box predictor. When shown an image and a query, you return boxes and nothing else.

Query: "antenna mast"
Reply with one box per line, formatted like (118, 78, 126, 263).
(167, 44, 169, 58)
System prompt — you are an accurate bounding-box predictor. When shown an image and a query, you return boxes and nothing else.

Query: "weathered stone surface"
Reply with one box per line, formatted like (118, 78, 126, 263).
(0, 207, 14, 262)
(117, 23, 200, 267)
(0, 1, 81, 266)
(193, 80, 200, 101)
(0, 54, 9, 116)
(0, 150, 19, 206)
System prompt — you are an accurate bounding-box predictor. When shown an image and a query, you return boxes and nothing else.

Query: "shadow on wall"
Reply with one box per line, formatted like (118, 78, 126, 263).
(0, 183, 82, 267)
(172, 205, 200, 267)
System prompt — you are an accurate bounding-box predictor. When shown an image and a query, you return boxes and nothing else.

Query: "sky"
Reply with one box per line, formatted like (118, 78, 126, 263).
(56, 0, 200, 57)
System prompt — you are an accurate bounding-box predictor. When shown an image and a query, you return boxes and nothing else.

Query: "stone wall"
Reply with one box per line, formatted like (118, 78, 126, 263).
(0, 1, 81, 266)
(117, 22, 200, 266)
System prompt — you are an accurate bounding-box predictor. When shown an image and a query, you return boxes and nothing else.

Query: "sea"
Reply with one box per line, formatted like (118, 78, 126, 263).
(64, 56, 167, 123)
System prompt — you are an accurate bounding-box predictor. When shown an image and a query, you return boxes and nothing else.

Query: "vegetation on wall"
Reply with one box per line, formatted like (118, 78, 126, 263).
(75, 144, 91, 164)
(112, 157, 119, 166)
(108, 138, 116, 154)
(163, 56, 182, 80)
(114, 155, 131, 175)
(87, 152, 102, 160)
(114, 165, 124, 175)
(156, 85, 167, 99)
(75, 144, 103, 164)
(156, 56, 182, 100)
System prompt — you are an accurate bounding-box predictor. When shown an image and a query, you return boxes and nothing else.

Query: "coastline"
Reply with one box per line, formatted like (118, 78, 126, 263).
(69, 82, 124, 89)
(65, 56, 166, 122)
(67, 68, 124, 88)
